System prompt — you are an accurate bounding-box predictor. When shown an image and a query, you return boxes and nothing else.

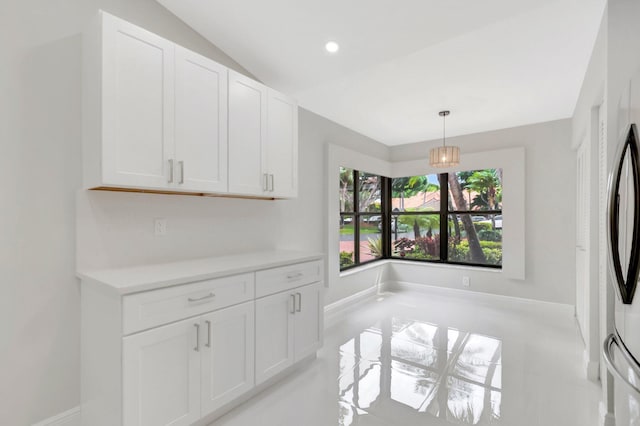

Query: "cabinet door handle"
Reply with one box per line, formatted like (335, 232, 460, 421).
(188, 292, 215, 303)
(205, 320, 212, 348)
(287, 272, 303, 280)
(194, 323, 200, 352)
(178, 161, 184, 184)
(263, 173, 269, 191)
(290, 294, 296, 314)
(168, 159, 174, 183)
(296, 292, 302, 312)
(269, 174, 275, 192)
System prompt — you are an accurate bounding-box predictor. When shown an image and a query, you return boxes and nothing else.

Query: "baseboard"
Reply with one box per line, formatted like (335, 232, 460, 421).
(599, 401, 615, 426)
(324, 285, 379, 329)
(385, 281, 575, 317)
(584, 349, 600, 381)
(32, 406, 80, 426)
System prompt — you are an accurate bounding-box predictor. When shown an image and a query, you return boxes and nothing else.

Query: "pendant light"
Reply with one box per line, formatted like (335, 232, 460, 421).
(429, 110, 460, 168)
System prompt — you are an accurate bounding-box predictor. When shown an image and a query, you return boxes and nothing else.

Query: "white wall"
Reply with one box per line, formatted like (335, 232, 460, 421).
(274, 110, 391, 305)
(570, 2, 608, 400)
(76, 191, 285, 269)
(572, 11, 606, 150)
(390, 119, 576, 305)
(323, 144, 392, 304)
(0, 1, 259, 424)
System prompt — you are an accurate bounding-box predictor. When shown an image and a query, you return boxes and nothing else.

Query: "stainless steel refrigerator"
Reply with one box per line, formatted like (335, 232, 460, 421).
(604, 122, 640, 425)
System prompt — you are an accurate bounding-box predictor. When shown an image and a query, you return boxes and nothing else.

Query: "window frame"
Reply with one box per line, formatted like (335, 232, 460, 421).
(339, 168, 503, 271)
(339, 169, 388, 271)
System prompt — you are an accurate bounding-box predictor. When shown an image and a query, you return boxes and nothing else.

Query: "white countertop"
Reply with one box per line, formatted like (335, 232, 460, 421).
(78, 250, 324, 295)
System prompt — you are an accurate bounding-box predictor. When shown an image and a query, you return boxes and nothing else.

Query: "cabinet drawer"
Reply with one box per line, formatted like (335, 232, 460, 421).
(255, 260, 322, 298)
(123, 273, 254, 334)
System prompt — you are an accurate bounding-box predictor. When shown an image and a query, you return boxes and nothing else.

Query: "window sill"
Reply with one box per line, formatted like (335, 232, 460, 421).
(387, 259, 502, 273)
(339, 259, 388, 277)
(339, 258, 502, 278)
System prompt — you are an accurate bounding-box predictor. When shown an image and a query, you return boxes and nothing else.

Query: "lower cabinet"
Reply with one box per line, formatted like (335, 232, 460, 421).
(123, 301, 254, 426)
(200, 303, 255, 414)
(81, 255, 324, 426)
(293, 282, 323, 360)
(255, 281, 322, 385)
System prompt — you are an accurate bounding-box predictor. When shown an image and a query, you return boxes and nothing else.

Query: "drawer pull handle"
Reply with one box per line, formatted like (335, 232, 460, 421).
(290, 294, 296, 314)
(205, 320, 212, 348)
(188, 292, 215, 303)
(296, 292, 302, 312)
(287, 272, 303, 280)
(194, 323, 200, 352)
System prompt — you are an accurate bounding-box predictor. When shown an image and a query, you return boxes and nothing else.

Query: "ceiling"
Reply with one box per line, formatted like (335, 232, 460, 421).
(157, 0, 606, 146)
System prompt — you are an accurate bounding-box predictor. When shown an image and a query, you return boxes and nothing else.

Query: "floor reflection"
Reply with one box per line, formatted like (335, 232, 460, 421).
(338, 318, 502, 425)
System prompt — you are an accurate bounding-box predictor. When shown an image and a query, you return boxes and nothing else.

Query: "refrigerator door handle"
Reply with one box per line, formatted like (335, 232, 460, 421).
(607, 123, 640, 304)
(603, 333, 640, 396)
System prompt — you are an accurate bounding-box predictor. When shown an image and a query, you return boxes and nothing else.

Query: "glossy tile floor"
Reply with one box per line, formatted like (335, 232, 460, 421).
(211, 289, 601, 426)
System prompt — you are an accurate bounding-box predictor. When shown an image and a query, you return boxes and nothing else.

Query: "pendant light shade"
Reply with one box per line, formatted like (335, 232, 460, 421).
(429, 145, 460, 168)
(429, 110, 460, 168)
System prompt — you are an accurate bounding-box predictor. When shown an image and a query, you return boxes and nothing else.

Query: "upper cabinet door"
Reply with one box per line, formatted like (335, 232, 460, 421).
(101, 13, 174, 189)
(228, 70, 268, 196)
(267, 89, 298, 198)
(175, 47, 228, 193)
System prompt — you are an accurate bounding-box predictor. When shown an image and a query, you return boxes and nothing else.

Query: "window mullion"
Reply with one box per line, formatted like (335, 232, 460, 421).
(354, 170, 360, 265)
(440, 173, 449, 262)
(382, 176, 391, 259)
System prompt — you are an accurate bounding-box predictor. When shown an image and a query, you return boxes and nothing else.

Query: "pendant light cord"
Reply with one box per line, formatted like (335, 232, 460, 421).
(442, 113, 446, 148)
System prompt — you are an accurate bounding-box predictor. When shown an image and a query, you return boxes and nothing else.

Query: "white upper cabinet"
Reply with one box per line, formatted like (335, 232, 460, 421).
(99, 12, 175, 190)
(267, 89, 298, 198)
(84, 11, 296, 198)
(228, 72, 299, 198)
(228, 70, 268, 196)
(175, 46, 228, 193)
(86, 11, 230, 194)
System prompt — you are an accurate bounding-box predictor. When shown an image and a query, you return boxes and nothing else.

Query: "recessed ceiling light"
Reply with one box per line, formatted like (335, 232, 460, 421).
(325, 41, 340, 53)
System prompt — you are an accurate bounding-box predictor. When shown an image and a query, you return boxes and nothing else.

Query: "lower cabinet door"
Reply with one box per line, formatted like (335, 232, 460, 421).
(200, 301, 255, 415)
(122, 318, 201, 426)
(255, 291, 295, 384)
(294, 282, 323, 361)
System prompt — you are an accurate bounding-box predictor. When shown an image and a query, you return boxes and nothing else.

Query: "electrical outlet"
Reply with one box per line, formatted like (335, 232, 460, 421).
(462, 276, 470, 287)
(154, 218, 167, 236)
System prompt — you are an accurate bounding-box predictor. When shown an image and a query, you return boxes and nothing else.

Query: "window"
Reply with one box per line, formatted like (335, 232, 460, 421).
(339, 168, 384, 270)
(391, 174, 442, 261)
(446, 169, 503, 267)
(339, 167, 502, 270)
